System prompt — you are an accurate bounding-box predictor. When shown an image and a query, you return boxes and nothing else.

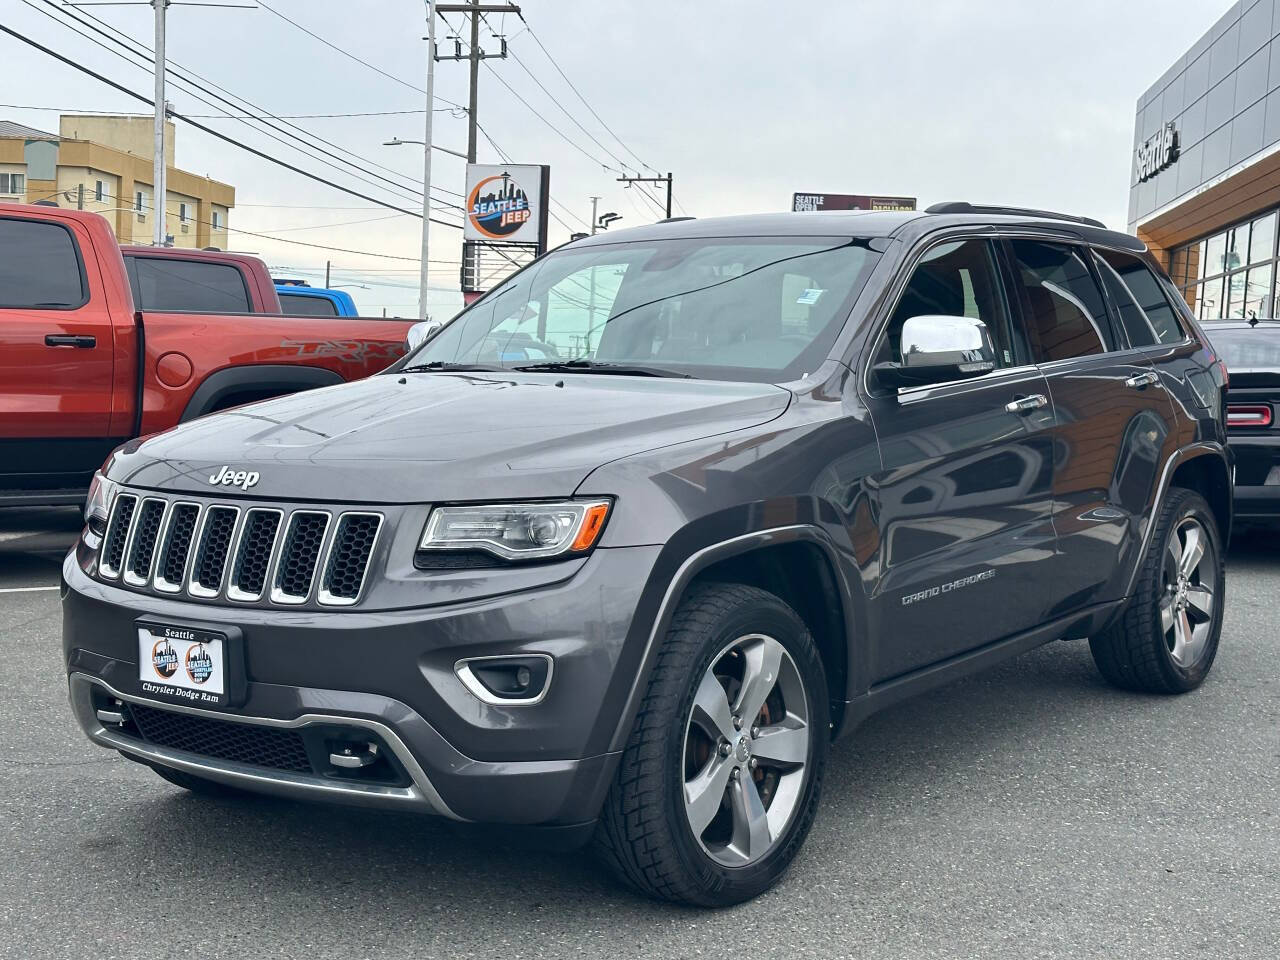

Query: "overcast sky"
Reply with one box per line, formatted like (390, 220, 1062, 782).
(2, 0, 1230, 317)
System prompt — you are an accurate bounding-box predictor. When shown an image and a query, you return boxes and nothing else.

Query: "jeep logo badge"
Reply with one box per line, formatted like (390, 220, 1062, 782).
(208, 465, 260, 491)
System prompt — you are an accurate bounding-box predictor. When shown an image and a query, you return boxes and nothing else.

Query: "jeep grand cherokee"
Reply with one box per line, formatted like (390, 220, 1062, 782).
(63, 203, 1231, 906)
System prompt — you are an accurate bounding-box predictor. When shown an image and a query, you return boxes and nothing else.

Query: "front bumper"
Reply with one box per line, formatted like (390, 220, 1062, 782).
(62, 542, 662, 826)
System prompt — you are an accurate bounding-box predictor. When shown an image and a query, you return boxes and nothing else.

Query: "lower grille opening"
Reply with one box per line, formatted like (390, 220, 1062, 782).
(126, 703, 313, 774)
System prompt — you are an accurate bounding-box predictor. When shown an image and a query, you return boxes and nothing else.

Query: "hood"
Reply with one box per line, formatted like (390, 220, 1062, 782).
(114, 372, 792, 503)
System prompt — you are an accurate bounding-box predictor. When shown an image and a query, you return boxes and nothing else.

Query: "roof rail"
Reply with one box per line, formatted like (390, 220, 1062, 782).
(924, 201, 1105, 230)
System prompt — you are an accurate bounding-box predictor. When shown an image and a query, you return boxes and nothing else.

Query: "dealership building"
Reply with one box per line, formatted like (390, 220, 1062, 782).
(1130, 0, 1280, 320)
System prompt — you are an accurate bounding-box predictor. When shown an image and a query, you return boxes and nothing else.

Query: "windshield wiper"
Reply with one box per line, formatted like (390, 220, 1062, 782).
(513, 359, 691, 378)
(401, 360, 504, 373)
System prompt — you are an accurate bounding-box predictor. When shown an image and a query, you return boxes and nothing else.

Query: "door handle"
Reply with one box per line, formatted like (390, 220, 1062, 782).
(1004, 394, 1048, 415)
(1125, 371, 1159, 389)
(44, 334, 96, 348)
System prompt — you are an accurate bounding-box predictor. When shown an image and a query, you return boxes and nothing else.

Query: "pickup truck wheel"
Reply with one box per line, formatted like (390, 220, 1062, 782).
(594, 582, 829, 907)
(1090, 488, 1224, 693)
(149, 764, 248, 798)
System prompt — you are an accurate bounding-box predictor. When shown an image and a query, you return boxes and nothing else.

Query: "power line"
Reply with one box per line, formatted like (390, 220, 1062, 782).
(255, 0, 465, 110)
(0, 102, 446, 119)
(42, 1, 462, 213)
(0, 21, 464, 228)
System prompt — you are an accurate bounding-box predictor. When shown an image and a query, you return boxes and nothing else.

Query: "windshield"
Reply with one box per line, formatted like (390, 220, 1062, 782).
(409, 236, 880, 382)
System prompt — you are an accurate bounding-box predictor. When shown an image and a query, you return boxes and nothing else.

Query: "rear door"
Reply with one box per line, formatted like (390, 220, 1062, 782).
(1005, 237, 1180, 609)
(0, 214, 120, 490)
(862, 236, 1059, 682)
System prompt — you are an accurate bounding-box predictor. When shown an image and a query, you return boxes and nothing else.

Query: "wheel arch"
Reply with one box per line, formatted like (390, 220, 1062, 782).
(179, 364, 344, 422)
(606, 523, 864, 754)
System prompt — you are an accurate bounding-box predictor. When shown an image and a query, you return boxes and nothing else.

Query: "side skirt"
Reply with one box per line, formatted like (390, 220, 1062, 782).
(837, 598, 1127, 736)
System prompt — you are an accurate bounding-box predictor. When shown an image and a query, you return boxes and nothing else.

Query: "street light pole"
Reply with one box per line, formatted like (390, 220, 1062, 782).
(419, 0, 436, 321)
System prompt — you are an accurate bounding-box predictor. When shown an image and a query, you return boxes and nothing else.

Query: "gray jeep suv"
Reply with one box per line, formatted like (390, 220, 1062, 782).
(63, 204, 1231, 906)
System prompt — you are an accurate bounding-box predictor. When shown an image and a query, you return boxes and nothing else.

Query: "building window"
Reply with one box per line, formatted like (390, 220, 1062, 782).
(1171, 209, 1280, 321)
(179, 202, 187, 223)
(135, 191, 143, 212)
(0, 173, 24, 195)
(212, 210, 220, 230)
(95, 180, 104, 202)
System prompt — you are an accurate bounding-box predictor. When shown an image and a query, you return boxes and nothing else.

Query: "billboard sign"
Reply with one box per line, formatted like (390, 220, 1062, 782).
(792, 193, 916, 213)
(464, 163, 550, 250)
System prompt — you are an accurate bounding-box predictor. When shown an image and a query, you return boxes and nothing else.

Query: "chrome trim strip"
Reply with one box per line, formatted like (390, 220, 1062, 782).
(454, 654, 555, 707)
(69, 673, 460, 819)
(317, 512, 384, 607)
(269, 510, 331, 605)
(152, 502, 201, 594)
(226, 507, 285, 603)
(97, 493, 138, 580)
(122, 498, 168, 588)
(186, 505, 242, 599)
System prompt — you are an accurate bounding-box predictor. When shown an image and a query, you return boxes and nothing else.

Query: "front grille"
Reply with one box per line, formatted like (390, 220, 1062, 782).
(227, 509, 282, 601)
(155, 503, 200, 591)
(190, 506, 239, 597)
(99, 493, 137, 579)
(320, 513, 382, 604)
(272, 511, 329, 603)
(127, 704, 312, 774)
(97, 491, 382, 607)
(123, 499, 167, 586)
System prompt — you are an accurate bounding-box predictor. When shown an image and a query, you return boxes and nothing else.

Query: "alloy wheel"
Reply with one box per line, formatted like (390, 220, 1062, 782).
(680, 633, 810, 867)
(1159, 516, 1217, 669)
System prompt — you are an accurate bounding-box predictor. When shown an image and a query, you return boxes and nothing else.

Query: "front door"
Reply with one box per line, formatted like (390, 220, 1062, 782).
(1004, 238, 1180, 611)
(0, 215, 117, 489)
(862, 237, 1059, 683)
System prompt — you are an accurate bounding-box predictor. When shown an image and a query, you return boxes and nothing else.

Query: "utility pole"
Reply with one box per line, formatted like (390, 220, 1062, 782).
(616, 172, 674, 219)
(420, 0, 436, 319)
(152, 0, 168, 245)
(324, 260, 331, 287)
(435, 2, 520, 163)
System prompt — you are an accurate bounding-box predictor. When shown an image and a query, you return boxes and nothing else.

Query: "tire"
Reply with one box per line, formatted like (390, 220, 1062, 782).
(594, 582, 830, 907)
(1090, 487, 1225, 693)
(150, 764, 248, 798)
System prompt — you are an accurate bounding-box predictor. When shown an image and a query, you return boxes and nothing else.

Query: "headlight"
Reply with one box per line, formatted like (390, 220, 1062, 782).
(418, 500, 611, 561)
(84, 471, 118, 536)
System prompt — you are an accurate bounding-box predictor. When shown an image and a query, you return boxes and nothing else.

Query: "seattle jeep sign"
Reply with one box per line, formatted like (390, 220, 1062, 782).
(1136, 122, 1179, 182)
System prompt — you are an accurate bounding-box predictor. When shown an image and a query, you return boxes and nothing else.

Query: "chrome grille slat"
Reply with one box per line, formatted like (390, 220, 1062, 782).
(188, 505, 241, 598)
(227, 508, 284, 602)
(122, 498, 168, 587)
(98, 493, 138, 580)
(318, 513, 383, 606)
(271, 511, 331, 605)
(154, 503, 201, 593)
(96, 490, 382, 608)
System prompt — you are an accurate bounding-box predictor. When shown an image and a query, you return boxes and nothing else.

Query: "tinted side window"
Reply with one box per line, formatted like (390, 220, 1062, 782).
(880, 238, 1020, 369)
(1008, 240, 1112, 362)
(0, 217, 86, 309)
(127, 257, 251, 313)
(1094, 248, 1186, 347)
(282, 293, 339, 317)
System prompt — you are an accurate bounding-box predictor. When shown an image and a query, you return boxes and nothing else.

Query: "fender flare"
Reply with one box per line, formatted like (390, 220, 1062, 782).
(179, 364, 344, 423)
(605, 523, 860, 754)
(1121, 440, 1231, 599)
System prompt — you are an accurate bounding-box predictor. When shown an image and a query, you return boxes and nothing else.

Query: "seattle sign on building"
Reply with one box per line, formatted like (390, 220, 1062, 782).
(1135, 122, 1179, 182)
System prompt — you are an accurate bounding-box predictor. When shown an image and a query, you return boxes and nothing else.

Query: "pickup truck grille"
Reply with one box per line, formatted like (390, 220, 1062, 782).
(96, 493, 382, 607)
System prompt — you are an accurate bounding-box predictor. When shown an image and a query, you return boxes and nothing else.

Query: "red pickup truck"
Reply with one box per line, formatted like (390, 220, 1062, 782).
(0, 204, 413, 506)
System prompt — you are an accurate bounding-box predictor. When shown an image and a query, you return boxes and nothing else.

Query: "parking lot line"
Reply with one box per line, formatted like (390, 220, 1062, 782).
(0, 585, 59, 593)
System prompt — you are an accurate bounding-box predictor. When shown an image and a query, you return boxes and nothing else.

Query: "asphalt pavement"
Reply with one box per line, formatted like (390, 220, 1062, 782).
(1, 511, 1277, 959)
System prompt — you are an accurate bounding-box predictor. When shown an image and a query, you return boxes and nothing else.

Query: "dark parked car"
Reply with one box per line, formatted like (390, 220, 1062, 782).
(63, 203, 1230, 906)
(1197, 320, 1280, 522)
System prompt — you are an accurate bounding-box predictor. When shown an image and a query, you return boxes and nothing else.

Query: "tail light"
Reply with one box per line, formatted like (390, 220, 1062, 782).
(1226, 404, 1272, 428)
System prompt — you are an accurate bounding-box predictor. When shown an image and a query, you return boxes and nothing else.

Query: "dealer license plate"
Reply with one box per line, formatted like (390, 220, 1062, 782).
(137, 624, 228, 707)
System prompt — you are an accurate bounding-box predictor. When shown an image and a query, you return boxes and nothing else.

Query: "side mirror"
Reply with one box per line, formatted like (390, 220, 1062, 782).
(874, 314, 996, 389)
(406, 320, 442, 352)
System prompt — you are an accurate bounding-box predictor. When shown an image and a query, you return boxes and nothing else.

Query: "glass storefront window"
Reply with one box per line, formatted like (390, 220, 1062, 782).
(1246, 265, 1274, 319)
(1249, 213, 1276, 265)
(1204, 232, 1228, 278)
(1199, 277, 1222, 319)
(1226, 270, 1248, 318)
(1195, 239, 1208, 280)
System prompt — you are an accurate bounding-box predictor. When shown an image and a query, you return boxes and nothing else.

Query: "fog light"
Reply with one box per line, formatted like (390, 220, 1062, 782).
(455, 654, 553, 705)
